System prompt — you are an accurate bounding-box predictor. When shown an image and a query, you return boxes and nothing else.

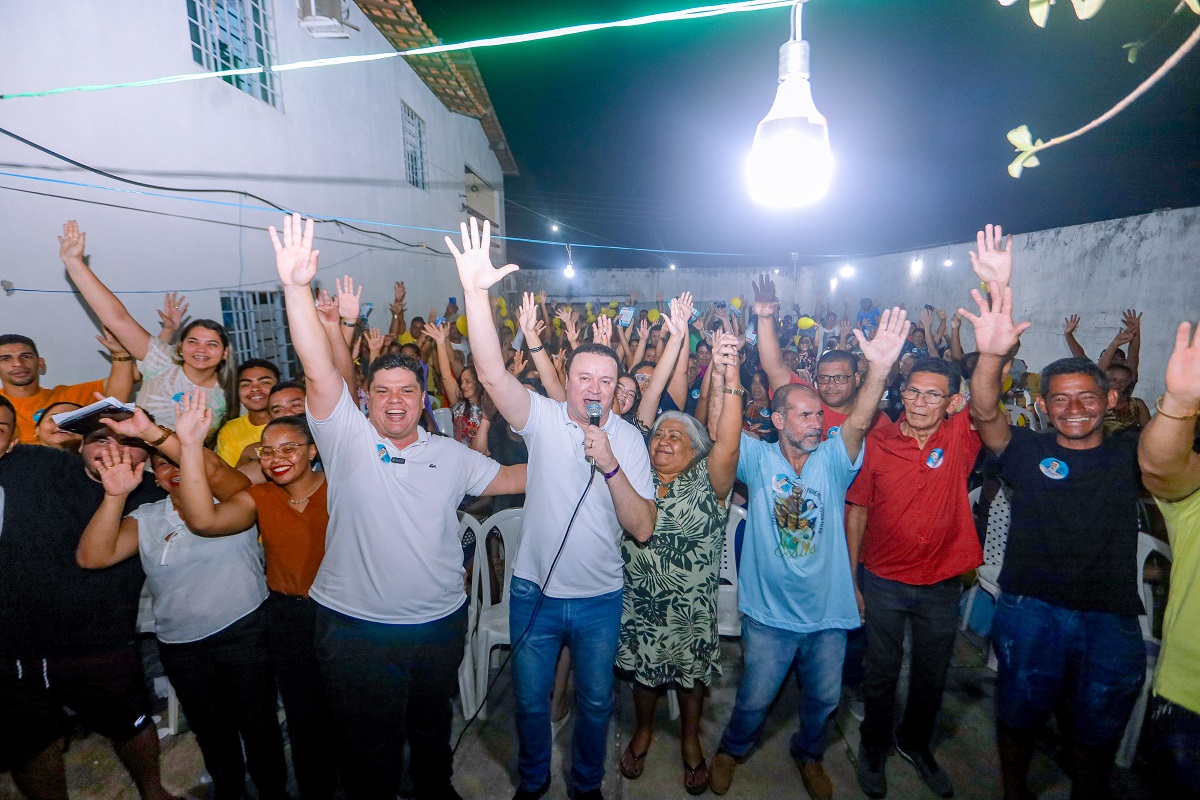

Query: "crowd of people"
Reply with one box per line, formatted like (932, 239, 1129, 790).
(0, 216, 1197, 800)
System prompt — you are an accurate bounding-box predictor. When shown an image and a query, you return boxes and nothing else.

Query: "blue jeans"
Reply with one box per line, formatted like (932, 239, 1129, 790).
(718, 615, 846, 763)
(509, 577, 622, 793)
(992, 592, 1144, 747)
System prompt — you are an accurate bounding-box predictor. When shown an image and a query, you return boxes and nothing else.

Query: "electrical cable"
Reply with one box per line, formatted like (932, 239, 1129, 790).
(451, 463, 599, 754)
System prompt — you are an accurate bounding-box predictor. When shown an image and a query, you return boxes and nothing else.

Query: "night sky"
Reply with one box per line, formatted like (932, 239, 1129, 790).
(414, 1, 1200, 271)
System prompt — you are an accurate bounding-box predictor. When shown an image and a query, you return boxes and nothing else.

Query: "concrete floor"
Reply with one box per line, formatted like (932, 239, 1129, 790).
(0, 630, 1153, 800)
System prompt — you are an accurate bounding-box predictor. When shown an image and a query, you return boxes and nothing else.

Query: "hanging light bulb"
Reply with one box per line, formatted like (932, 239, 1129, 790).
(564, 262, 575, 279)
(669, 263, 677, 270)
(746, 0, 833, 208)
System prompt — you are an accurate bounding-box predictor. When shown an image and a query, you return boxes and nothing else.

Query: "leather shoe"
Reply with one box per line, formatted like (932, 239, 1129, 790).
(710, 751, 738, 795)
(797, 759, 833, 800)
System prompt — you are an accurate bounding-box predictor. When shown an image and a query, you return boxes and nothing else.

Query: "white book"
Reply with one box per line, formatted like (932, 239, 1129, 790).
(52, 396, 136, 436)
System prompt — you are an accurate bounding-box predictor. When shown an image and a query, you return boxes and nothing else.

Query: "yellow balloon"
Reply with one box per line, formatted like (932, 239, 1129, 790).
(609, 300, 620, 308)
(586, 302, 593, 311)
(797, 316, 816, 329)
(587, 314, 597, 324)
(647, 308, 661, 322)
(456, 316, 469, 336)
(603, 308, 617, 318)
(503, 319, 516, 333)
(730, 297, 743, 310)
(553, 318, 563, 329)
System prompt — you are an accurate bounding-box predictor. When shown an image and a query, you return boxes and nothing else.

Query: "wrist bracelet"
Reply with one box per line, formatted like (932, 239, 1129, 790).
(145, 426, 175, 448)
(723, 386, 746, 396)
(1155, 396, 1200, 421)
(603, 464, 621, 480)
(340, 319, 357, 328)
(528, 345, 545, 354)
(110, 355, 133, 362)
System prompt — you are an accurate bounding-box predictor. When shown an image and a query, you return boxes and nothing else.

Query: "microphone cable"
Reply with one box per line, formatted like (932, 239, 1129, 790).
(451, 459, 599, 754)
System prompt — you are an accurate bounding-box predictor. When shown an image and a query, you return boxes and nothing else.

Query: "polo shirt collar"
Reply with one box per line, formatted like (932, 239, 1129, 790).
(376, 425, 431, 459)
(560, 402, 617, 433)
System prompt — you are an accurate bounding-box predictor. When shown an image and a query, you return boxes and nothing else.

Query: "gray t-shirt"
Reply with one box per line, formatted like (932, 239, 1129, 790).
(307, 385, 502, 624)
(132, 498, 266, 644)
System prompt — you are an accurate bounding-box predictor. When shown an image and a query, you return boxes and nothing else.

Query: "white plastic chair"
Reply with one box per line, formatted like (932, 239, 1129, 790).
(1006, 404, 1040, 431)
(432, 407, 454, 437)
(456, 512, 484, 718)
(960, 485, 1011, 671)
(468, 508, 524, 720)
(1116, 528, 1172, 768)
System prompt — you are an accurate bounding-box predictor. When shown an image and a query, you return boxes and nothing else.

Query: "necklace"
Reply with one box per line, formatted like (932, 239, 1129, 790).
(287, 476, 324, 506)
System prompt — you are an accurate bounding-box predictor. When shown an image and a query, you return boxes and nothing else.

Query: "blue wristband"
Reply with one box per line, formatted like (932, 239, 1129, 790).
(602, 464, 621, 480)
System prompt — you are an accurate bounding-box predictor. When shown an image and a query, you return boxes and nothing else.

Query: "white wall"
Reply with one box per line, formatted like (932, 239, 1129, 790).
(0, 0, 502, 385)
(505, 207, 1200, 401)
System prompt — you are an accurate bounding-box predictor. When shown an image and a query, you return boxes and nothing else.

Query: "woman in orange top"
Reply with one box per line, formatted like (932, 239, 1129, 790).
(175, 415, 337, 800)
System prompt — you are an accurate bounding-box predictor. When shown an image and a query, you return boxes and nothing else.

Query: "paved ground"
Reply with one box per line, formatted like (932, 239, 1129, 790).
(0, 630, 1153, 799)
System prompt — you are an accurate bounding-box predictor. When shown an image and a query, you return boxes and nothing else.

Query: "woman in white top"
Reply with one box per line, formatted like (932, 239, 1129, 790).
(58, 220, 230, 431)
(77, 395, 285, 800)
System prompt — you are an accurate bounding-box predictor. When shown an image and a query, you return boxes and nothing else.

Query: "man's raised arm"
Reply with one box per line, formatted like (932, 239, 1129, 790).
(1139, 321, 1200, 502)
(445, 218, 530, 430)
(840, 307, 909, 462)
(752, 274, 792, 391)
(269, 214, 343, 419)
(962, 283, 1032, 456)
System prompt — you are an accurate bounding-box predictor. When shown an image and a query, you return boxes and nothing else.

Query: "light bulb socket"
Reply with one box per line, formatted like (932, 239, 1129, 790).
(779, 39, 810, 81)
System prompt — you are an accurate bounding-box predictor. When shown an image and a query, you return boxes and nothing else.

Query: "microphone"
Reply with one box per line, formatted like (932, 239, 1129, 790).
(586, 401, 602, 467)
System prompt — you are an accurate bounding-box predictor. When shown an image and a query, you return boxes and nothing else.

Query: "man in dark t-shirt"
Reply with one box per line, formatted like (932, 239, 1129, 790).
(964, 284, 1145, 800)
(0, 402, 175, 800)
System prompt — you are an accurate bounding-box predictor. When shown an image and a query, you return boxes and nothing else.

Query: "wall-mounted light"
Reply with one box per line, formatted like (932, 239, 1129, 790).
(911, 258, 923, 277)
(839, 263, 855, 278)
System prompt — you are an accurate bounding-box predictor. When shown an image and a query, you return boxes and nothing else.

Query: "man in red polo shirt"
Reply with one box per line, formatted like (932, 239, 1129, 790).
(846, 356, 981, 799)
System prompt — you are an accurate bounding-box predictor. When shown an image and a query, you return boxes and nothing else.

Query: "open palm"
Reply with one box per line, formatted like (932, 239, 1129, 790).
(959, 283, 1031, 357)
(269, 213, 319, 287)
(1165, 321, 1200, 405)
(856, 307, 910, 368)
(445, 217, 518, 292)
(969, 224, 1012, 286)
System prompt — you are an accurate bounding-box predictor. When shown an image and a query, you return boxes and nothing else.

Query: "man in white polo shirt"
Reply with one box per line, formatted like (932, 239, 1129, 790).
(270, 214, 526, 800)
(448, 218, 656, 800)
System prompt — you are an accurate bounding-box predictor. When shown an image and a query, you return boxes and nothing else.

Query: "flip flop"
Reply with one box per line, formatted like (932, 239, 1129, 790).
(684, 757, 710, 795)
(620, 743, 650, 779)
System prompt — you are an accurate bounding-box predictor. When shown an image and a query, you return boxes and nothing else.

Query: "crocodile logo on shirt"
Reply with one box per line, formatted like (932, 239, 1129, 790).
(771, 474, 820, 558)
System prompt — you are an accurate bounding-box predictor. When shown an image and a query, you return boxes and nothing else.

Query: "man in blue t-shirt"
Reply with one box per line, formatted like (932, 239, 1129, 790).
(709, 302, 911, 800)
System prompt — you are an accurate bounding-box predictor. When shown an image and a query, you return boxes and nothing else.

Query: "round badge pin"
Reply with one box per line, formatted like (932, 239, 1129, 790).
(1039, 457, 1069, 480)
(926, 448, 944, 469)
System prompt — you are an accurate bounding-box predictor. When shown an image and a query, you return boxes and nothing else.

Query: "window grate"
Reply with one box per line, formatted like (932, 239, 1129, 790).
(220, 290, 298, 378)
(186, 0, 280, 107)
(402, 102, 429, 190)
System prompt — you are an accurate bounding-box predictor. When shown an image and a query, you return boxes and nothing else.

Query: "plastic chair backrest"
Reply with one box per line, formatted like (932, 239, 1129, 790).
(476, 508, 524, 609)
(982, 486, 1011, 568)
(432, 407, 454, 436)
(1136, 530, 1172, 641)
(1007, 404, 1038, 430)
(720, 505, 747, 589)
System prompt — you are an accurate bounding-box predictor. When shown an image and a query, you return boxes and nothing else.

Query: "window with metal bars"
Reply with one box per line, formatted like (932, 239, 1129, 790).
(402, 102, 429, 190)
(186, 0, 281, 107)
(220, 290, 298, 378)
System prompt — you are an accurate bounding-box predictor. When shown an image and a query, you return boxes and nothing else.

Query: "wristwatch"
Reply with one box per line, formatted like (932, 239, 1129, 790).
(723, 386, 746, 396)
(145, 426, 175, 448)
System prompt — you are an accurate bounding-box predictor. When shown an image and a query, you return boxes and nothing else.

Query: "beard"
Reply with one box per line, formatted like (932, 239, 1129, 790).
(785, 432, 821, 454)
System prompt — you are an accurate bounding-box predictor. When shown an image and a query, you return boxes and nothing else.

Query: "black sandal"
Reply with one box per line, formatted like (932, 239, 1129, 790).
(684, 757, 710, 795)
(620, 743, 650, 779)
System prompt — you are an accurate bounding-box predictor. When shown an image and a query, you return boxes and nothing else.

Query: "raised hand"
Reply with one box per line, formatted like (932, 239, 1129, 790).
(157, 292, 189, 338)
(838, 318, 852, 337)
(394, 281, 406, 303)
(335, 275, 362, 320)
(936, 308, 947, 322)
(854, 307, 911, 368)
(593, 314, 614, 347)
(751, 273, 779, 318)
(665, 291, 694, 337)
(1122, 308, 1142, 335)
(1064, 314, 1080, 335)
(96, 441, 146, 497)
(365, 327, 385, 359)
(951, 312, 962, 330)
(710, 331, 741, 373)
(174, 390, 213, 448)
(1114, 327, 1135, 346)
(509, 349, 527, 376)
(96, 327, 130, 357)
(636, 319, 650, 342)
(518, 292, 540, 338)
(58, 220, 86, 263)
(445, 216, 518, 293)
(918, 308, 934, 329)
(315, 288, 339, 326)
(969, 223, 1013, 287)
(99, 406, 156, 440)
(425, 322, 449, 344)
(959, 282, 1032, 357)
(556, 307, 580, 348)
(269, 213, 319, 287)
(1165, 321, 1200, 407)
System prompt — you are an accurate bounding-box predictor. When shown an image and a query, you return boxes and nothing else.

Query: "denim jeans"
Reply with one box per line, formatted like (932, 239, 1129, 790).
(1147, 694, 1200, 797)
(314, 603, 466, 800)
(717, 615, 846, 763)
(992, 592, 1144, 747)
(859, 568, 962, 755)
(509, 576, 622, 794)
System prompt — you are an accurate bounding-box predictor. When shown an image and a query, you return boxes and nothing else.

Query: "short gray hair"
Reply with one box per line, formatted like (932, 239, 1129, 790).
(647, 411, 713, 469)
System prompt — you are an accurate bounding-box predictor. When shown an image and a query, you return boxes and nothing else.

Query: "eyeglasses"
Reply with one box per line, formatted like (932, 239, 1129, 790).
(900, 387, 948, 403)
(815, 374, 854, 385)
(255, 442, 306, 458)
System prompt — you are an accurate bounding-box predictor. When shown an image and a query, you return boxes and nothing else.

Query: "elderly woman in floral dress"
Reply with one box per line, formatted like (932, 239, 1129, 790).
(616, 331, 743, 795)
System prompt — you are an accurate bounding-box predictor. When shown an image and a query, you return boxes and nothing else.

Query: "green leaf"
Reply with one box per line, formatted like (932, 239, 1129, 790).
(1029, 0, 1051, 28)
(1007, 124, 1034, 150)
(1185, 0, 1199, 16)
(1070, 0, 1106, 20)
(1123, 41, 1144, 64)
(1008, 150, 1041, 178)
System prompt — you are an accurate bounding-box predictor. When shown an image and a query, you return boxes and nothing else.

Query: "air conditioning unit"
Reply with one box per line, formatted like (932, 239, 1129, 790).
(298, 0, 353, 39)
